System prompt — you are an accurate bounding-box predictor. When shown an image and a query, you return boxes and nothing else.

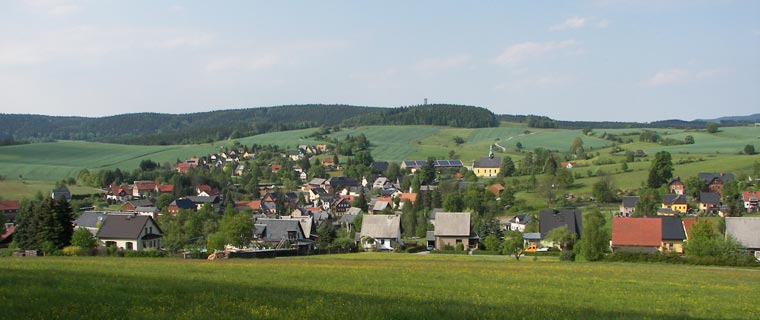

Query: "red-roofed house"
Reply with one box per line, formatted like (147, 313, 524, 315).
(0, 200, 20, 222)
(271, 164, 282, 172)
(487, 184, 505, 197)
(235, 200, 261, 211)
(132, 181, 157, 198)
(742, 191, 760, 212)
(611, 218, 662, 254)
(106, 184, 131, 202)
(156, 184, 174, 194)
(560, 161, 576, 169)
(196, 184, 221, 197)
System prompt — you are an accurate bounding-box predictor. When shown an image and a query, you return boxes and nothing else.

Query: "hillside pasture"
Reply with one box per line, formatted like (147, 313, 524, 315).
(0, 254, 758, 319)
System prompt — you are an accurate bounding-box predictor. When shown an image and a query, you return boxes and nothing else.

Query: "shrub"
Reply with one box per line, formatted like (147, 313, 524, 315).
(123, 249, 165, 258)
(62, 246, 85, 256)
(560, 250, 576, 261)
(455, 243, 465, 251)
(406, 246, 425, 254)
(0, 248, 19, 257)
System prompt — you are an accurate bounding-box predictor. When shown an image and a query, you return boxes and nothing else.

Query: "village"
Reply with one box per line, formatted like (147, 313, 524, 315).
(2, 139, 758, 263)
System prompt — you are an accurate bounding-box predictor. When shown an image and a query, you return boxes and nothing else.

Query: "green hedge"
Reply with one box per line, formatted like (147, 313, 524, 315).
(430, 250, 468, 255)
(605, 252, 759, 267)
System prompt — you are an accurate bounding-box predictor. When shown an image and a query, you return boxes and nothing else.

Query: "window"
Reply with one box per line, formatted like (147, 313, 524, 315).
(287, 231, 297, 240)
(126, 242, 133, 250)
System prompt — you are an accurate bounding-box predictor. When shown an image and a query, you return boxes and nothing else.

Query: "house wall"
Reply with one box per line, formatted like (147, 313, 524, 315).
(362, 237, 397, 250)
(473, 167, 500, 178)
(663, 203, 688, 213)
(659, 241, 684, 254)
(435, 236, 469, 250)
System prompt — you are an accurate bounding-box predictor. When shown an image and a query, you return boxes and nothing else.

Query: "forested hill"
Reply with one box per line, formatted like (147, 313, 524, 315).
(0, 104, 497, 145)
(497, 114, 755, 129)
(342, 104, 499, 128)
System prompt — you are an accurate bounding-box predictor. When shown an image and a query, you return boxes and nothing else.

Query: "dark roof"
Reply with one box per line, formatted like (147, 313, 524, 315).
(74, 211, 108, 229)
(473, 157, 502, 168)
(370, 161, 390, 173)
(698, 172, 735, 184)
(170, 198, 195, 210)
(622, 196, 640, 208)
(186, 196, 221, 204)
(539, 209, 582, 238)
(699, 192, 721, 205)
(654, 216, 686, 240)
(662, 194, 687, 205)
(96, 215, 161, 239)
(255, 219, 304, 241)
(457, 182, 486, 190)
(402, 160, 464, 168)
(509, 214, 531, 225)
(328, 176, 359, 187)
(339, 213, 358, 224)
(52, 187, 71, 200)
(125, 199, 154, 208)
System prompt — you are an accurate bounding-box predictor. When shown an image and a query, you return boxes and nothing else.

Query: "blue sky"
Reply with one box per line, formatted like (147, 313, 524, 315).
(0, 1, 758, 121)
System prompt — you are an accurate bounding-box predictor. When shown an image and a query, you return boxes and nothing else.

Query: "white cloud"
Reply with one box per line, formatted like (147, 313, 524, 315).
(645, 67, 730, 86)
(414, 54, 471, 72)
(205, 54, 280, 73)
(494, 74, 574, 91)
(24, 0, 81, 16)
(550, 17, 610, 31)
(550, 17, 587, 31)
(493, 40, 578, 66)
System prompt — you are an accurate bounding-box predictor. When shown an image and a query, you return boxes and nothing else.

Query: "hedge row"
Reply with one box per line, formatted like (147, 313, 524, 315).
(605, 252, 759, 267)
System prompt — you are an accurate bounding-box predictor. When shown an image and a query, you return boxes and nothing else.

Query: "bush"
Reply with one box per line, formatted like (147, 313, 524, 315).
(560, 250, 576, 261)
(605, 251, 759, 267)
(406, 246, 425, 254)
(123, 249, 165, 258)
(0, 248, 19, 257)
(62, 246, 85, 256)
(471, 250, 501, 256)
(455, 243, 465, 251)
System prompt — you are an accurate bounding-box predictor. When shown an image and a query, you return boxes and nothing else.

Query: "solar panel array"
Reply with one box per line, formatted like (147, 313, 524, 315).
(403, 160, 463, 167)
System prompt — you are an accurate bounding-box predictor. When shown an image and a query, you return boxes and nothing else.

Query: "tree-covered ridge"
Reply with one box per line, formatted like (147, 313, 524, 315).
(0, 105, 382, 145)
(342, 104, 499, 128)
(496, 114, 754, 130)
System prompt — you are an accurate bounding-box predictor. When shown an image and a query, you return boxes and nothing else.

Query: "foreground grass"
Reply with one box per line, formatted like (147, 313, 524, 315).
(1, 254, 758, 319)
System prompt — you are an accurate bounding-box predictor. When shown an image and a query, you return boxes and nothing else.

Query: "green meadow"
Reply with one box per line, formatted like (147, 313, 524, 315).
(0, 124, 757, 200)
(0, 254, 757, 319)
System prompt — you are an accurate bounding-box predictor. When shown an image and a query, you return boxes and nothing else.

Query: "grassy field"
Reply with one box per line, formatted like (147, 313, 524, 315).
(0, 180, 102, 200)
(0, 254, 758, 319)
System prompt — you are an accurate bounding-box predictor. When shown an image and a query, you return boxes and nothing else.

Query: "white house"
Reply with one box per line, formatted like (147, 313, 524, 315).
(357, 215, 402, 250)
(96, 214, 162, 251)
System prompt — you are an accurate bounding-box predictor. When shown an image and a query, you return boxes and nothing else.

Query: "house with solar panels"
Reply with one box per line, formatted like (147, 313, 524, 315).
(400, 160, 464, 173)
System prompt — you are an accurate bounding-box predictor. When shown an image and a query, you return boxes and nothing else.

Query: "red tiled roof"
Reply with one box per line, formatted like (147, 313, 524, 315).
(134, 180, 157, 190)
(400, 192, 418, 203)
(742, 191, 760, 202)
(1, 225, 15, 241)
(682, 218, 698, 240)
(271, 164, 282, 171)
(612, 218, 662, 247)
(0, 200, 20, 211)
(247, 200, 261, 210)
(158, 184, 174, 193)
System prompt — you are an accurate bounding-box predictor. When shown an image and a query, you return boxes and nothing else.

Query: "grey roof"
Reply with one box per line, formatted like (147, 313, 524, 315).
(135, 206, 159, 213)
(52, 187, 72, 200)
(346, 207, 362, 216)
(539, 209, 582, 238)
(125, 199, 154, 207)
(340, 213, 358, 224)
(370, 161, 390, 173)
(360, 215, 401, 239)
(662, 194, 687, 205)
(281, 217, 313, 238)
(426, 230, 436, 241)
(430, 208, 444, 220)
(654, 216, 686, 240)
(186, 196, 220, 204)
(328, 176, 359, 187)
(523, 233, 542, 240)
(700, 192, 721, 205)
(309, 178, 327, 186)
(372, 200, 390, 212)
(473, 157, 502, 168)
(509, 214, 532, 225)
(255, 219, 304, 241)
(96, 215, 161, 239)
(457, 182, 486, 190)
(658, 208, 675, 215)
(434, 212, 471, 237)
(622, 196, 639, 208)
(74, 211, 108, 229)
(698, 172, 735, 184)
(725, 217, 760, 249)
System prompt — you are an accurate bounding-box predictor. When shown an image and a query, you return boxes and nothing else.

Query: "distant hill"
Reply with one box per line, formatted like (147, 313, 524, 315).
(696, 113, 760, 123)
(0, 104, 497, 145)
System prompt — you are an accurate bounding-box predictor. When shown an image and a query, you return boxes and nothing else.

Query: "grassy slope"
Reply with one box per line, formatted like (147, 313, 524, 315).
(0, 254, 758, 319)
(0, 125, 756, 200)
(0, 180, 101, 200)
